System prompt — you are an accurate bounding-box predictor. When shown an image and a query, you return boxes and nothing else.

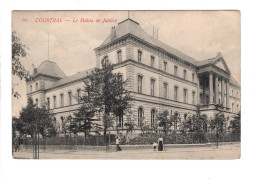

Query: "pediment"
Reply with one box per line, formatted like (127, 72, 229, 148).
(213, 57, 230, 73)
(215, 61, 226, 71)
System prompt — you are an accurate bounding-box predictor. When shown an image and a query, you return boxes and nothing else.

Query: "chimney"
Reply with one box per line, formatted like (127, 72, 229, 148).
(33, 68, 37, 75)
(217, 52, 222, 57)
(110, 26, 116, 41)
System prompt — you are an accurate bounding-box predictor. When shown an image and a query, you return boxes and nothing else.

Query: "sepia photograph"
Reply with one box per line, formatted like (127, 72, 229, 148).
(11, 10, 241, 159)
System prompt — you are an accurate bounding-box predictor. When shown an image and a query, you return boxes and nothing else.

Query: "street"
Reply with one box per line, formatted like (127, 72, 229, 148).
(13, 142, 240, 159)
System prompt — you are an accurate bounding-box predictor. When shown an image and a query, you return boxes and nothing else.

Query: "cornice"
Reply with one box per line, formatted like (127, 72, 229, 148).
(95, 33, 199, 70)
(114, 59, 198, 87)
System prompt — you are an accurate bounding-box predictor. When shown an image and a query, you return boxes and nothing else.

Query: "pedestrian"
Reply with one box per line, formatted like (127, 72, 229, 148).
(116, 136, 122, 151)
(153, 142, 157, 151)
(158, 137, 163, 151)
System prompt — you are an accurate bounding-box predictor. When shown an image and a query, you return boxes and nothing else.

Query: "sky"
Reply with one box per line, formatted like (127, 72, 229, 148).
(12, 10, 241, 117)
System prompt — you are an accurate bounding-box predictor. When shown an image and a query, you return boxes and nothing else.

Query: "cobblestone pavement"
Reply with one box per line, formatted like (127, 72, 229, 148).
(13, 142, 240, 160)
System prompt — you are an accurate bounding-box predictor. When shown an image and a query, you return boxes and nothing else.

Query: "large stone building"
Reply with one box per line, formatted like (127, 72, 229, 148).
(27, 18, 241, 133)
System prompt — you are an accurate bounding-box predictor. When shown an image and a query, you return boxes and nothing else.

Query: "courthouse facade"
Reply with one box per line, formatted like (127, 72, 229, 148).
(26, 18, 241, 133)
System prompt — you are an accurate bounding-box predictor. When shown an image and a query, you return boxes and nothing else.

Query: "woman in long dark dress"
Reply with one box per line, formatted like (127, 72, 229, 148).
(158, 137, 163, 151)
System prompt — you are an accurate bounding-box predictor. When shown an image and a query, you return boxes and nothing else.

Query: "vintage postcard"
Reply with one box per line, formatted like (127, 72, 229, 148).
(12, 10, 241, 159)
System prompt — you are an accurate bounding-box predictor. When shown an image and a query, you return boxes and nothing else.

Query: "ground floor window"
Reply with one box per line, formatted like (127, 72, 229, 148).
(151, 109, 156, 128)
(138, 107, 144, 127)
(118, 109, 123, 128)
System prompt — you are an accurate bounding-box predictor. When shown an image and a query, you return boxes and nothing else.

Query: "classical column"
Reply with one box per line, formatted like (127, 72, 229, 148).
(209, 72, 213, 104)
(221, 79, 225, 106)
(226, 80, 230, 109)
(197, 74, 200, 105)
(215, 75, 219, 104)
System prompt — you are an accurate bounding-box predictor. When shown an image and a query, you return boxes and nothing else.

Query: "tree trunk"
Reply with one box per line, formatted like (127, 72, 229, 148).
(84, 118, 87, 146)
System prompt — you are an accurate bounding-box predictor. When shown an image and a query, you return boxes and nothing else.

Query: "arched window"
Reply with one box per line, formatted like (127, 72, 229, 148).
(184, 113, 188, 120)
(138, 107, 144, 127)
(173, 112, 179, 130)
(53, 117, 57, 126)
(202, 114, 207, 131)
(151, 109, 156, 128)
(101, 56, 109, 67)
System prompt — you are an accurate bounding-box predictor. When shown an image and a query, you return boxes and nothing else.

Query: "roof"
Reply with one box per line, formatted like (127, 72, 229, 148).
(34, 60, 67, 79)
(197, 52, 223, 66)
(99, 18, 198, 65)
(45, 68, 95, 90)
(230, 75, 240, 87)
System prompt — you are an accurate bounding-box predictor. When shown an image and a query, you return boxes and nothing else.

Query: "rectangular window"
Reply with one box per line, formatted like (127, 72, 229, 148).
(47, 98, 50, 108)
(163, 83, 168, 99)
(60, 94, 64, 107)
(53, 96, 56, 108)
(117, 50, 122, 62)
(35, 98, 38, 106)
(237, 104, 239, 113)
(151, 56, 155, 67)
(192, 73, 195, 82)
(183, 69, 187, 80)
(36, 83, 38, 91)
(164, 61, 167, 72)
(183, 89, 187, 103)
(77, 89, 81, 103)
(232, 90, 233, 96)
(138, 75, 143, 93)
(174, 66, 178, 76)
(138, 50, 142, 62)
(68, 91, 72, 105)
(200, 93, 203, 104)
(30, 85, 32, 93)
(174, 86, 178, 101)
(232, 103, 234, 113)
(192, 91, 195, 105)
(150, 79, 155, 96)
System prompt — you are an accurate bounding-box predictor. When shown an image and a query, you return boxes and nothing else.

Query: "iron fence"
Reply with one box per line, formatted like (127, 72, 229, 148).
(16, 131, 240, 152)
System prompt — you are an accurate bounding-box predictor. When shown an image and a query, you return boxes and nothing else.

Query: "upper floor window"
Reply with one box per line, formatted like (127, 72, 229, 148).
(53, 96, 57, 108)
(232, 89, 233, 96)
(200, 93, 203, 104)
(77, 89, 81, 103)
(237, 104, 239, 113)
(68, 91, 72, 105)
(138, 75, 143, 93)
(117, 50, 122, 63)
(164, 61, 167, 72)
(60, 93, 64, 107)
(192, 73, 195, 82)
(150, 79, 155, 96)
(30, 85, 32, 93)
(36, 83, 38, 91)
(174, 86, 178, 101)
(138, 50, 142, 62)
(151, 56, 155, 67)
(183, 89, 188, 103)
(232, 103, 234, 113)
(174, 66, 178, 76)
(192, 91, 196, 105)
(163, 83, 168, 99)
(183, 69, 187, 80)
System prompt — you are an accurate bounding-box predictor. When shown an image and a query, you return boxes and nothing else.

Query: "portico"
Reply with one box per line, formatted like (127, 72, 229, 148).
(197, 54, 231, 111)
